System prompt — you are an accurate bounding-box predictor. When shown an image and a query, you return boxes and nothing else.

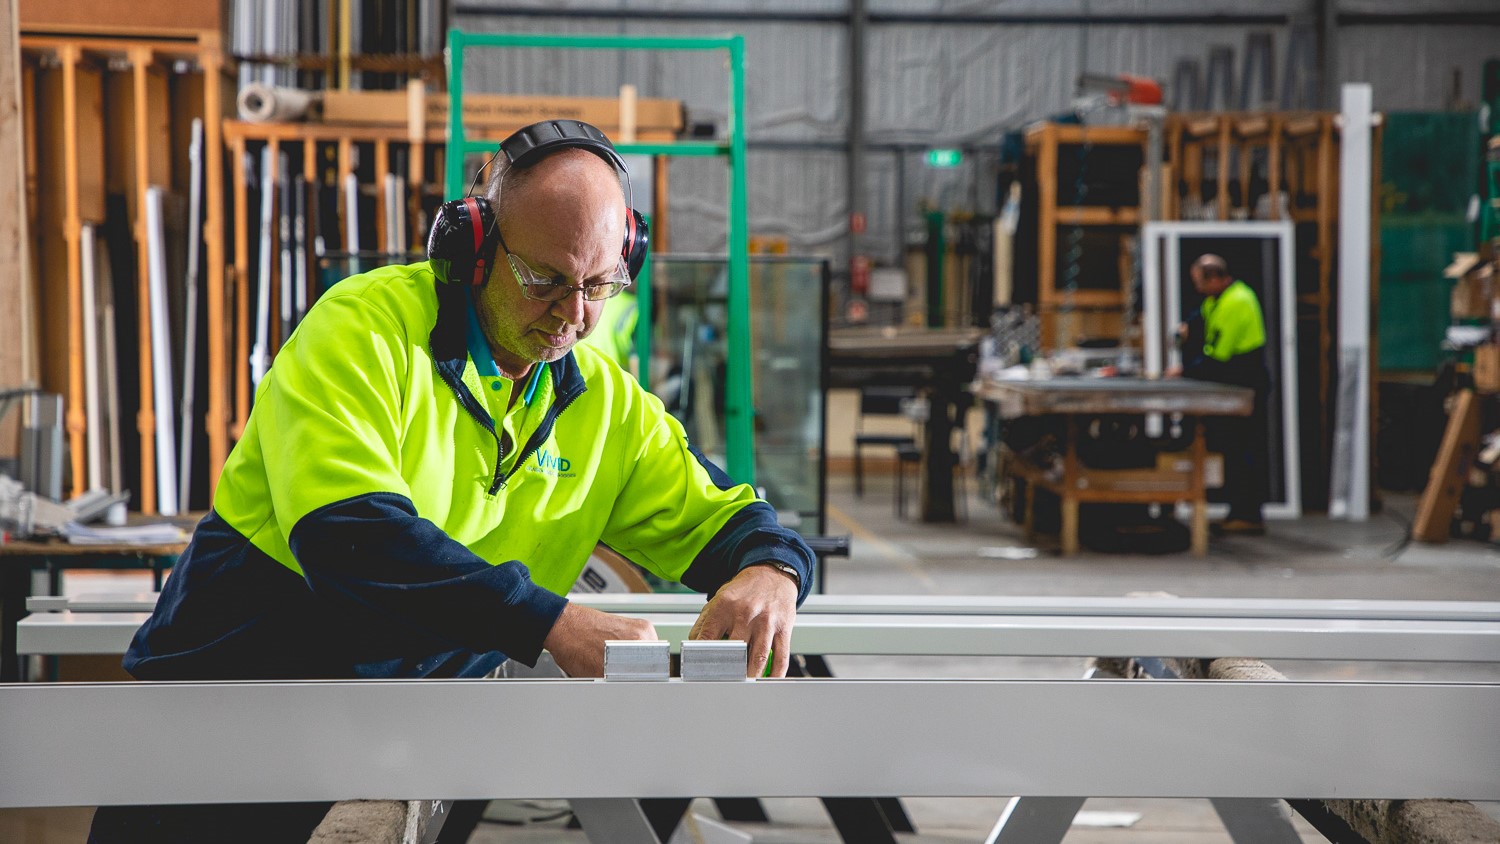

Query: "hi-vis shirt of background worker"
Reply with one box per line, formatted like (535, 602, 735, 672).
(1181, 272, 1271, 528)
(1184, 279, 1268, 391)
(122, 260, 815, 681)
(579, 288, 639, 371)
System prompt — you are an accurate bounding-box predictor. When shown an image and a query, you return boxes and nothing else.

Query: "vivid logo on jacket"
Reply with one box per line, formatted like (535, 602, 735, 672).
(530, 448, 575, 478)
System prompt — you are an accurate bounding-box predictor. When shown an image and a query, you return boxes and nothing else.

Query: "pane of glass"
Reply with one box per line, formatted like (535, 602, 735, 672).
(649, 256, 829, 536)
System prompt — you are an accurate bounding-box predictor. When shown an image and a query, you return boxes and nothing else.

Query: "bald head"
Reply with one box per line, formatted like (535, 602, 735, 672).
(1189, 253, 1232, 296)
(1193, 254, 1229, 279)
(486, 148, 625, 236)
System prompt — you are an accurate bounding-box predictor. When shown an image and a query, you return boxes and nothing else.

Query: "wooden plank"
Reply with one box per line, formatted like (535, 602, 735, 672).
(129, 46, 156, 513)
(1036, 123, 1057, 308)
(19, 0, 222, 34)
(0, 0, 34, 462)
(265, 137, 280, 353)
(1413, 390, 1481, 544)
(1216, 116, 1231, 220)
(319, 90, 685, 134)
(373, 138, 388, 253)
(1061, 417, 1080, 555)
(1190, 420, 1208, 556)
(202, 38, 228, 488)
(337, 136, 352, 249)
(1055, 206, 1139, 226)
(222, 119, 676, 146)
(57, 44, 86, 499)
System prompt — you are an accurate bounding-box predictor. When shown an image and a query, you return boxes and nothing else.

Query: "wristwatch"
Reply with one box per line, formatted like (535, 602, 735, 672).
(754, 561, 801, 588)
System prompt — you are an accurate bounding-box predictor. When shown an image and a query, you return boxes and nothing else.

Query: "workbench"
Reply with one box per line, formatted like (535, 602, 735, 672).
(828, 327, 982, 523)
(0, 537, 185, 682)
(11, 592, 1499, 844)
(977, 377, 1254, 556)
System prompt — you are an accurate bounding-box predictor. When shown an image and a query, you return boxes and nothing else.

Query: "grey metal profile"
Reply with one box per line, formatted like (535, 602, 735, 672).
(602, 640, 670, 681)
(31, 592, 1500, 623)
(18, 611, 1500, 663)
(0, 679, 1495, 807)
(680, 640, 750, 681)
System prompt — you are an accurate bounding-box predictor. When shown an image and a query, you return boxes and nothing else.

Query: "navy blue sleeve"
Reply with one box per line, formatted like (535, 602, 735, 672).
(679, 447, 816, 606)
(287, 492, 569, 665)
(679, 501, 816, 606)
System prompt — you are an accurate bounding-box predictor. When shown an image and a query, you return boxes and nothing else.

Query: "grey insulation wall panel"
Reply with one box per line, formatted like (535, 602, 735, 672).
(666, 150, 848, 258)
(455, 2, 1500, 278)
(865, 25, 1076, 143)
(458, 14, 847, 142)
(460, 0, 847, 13)
(1336, 24, 1500, 110)
(865, 0, 1307, 14)
(1339, 0, 1500, 12)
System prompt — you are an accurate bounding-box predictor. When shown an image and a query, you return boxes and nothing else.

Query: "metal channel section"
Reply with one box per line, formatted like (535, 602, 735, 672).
(28, 591, 1500, 621)
(19, 611, 1500, 663)
(578, 594, 1500, 622)
(1, 679, 1496, 808)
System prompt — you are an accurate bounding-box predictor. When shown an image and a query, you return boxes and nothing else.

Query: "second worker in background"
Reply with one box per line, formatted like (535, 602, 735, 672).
(1174, 253, 1270, 536)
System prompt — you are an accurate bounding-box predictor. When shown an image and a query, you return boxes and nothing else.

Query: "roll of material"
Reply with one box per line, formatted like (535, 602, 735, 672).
(237, 83, 316, 123)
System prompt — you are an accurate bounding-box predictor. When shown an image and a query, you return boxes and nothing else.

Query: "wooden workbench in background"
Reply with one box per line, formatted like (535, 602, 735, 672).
(979, 377, 1253, 556)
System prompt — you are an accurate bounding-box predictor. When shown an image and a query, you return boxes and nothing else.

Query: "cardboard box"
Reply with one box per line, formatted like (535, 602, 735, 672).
(321, 91, 684, 136)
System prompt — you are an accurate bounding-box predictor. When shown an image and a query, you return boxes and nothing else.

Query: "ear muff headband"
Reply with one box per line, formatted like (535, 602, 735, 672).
(427, 120, 650, 287)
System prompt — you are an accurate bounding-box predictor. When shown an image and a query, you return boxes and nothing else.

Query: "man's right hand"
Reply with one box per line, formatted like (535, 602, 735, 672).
(541, 602, 658, 678)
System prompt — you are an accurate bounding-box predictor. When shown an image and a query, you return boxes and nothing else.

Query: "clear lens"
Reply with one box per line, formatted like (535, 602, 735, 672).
(510, 252, 631, 302)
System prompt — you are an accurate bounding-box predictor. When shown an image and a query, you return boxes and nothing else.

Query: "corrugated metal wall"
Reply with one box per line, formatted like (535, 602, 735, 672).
(454, 1, 1499, 271)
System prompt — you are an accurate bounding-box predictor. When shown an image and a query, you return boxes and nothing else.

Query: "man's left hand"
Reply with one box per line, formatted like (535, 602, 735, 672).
(689, 565, 798, 677)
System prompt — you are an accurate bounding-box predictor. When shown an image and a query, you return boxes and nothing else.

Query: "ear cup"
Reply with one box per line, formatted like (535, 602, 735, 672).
(426, 197, 498, 287)
(622, 209, 650, 281)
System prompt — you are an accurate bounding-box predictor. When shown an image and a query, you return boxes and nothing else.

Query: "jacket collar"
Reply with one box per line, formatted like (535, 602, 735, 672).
(428, 279, 587, 429)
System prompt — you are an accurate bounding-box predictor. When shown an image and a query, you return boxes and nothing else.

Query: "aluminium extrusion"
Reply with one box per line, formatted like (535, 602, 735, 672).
(31, 592, 1500, 623)
(602, 640, 670, 681)
(680, 640, 750, 681)
(19, 611, 1500, 664)
(0, 679, 1495, 807)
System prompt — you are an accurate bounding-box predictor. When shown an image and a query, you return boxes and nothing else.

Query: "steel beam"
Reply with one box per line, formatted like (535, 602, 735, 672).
(1, 679, 1495, 808)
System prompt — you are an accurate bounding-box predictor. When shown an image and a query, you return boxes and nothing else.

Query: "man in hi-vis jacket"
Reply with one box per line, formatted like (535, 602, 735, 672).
(90, 121, 813, 844)
(1175, 253, 1271, 535)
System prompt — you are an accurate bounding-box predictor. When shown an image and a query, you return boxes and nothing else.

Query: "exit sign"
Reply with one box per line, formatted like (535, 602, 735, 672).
(926, 149, 963, 168)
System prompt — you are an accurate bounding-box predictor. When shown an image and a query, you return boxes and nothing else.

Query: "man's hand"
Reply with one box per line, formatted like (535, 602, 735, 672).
(689, 565, 798, 678)
(542, 602, 658, 678)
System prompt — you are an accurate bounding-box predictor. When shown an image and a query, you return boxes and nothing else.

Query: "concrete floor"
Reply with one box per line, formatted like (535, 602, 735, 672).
(469, 471, 1500, 844)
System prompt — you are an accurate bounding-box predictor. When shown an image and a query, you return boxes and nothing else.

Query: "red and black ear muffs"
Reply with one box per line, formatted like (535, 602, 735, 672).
(427, 119, 651, 288)
(426, 196, 500, 288)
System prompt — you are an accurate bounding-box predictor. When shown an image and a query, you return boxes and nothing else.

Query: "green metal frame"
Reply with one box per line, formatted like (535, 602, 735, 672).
(444, 30, 754, 483)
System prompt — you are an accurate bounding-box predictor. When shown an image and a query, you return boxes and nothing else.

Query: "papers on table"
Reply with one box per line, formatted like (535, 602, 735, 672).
(60, 523, 187, 547)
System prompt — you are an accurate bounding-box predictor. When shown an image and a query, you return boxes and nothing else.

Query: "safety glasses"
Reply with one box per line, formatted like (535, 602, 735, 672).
(496, 226, 631, 303)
